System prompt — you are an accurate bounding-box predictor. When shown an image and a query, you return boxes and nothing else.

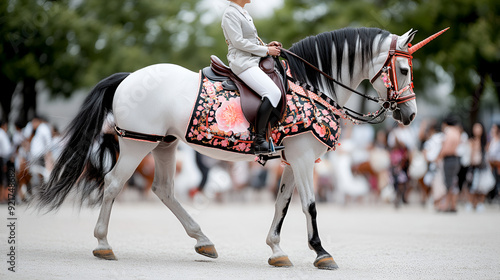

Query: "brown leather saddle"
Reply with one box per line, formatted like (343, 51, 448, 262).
(202, 55, 288, 126)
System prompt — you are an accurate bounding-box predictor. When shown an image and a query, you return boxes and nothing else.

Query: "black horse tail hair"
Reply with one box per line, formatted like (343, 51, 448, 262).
(32, 72, 130, 211)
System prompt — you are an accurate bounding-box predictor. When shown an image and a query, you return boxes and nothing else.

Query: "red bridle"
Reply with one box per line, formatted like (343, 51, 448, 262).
(371, 35, 416, 111)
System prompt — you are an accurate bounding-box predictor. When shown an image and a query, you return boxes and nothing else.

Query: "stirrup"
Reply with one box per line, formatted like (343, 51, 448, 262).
(269, 137, 284, 154)
(253, 137, 284, 155)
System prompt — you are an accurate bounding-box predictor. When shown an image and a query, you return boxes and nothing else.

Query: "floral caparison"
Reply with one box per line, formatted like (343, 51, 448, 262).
(185, 73, 343, 154)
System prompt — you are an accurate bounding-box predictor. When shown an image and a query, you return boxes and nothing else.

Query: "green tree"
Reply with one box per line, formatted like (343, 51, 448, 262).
(403, 0, 499, 126)
(0, 0, 216, 123)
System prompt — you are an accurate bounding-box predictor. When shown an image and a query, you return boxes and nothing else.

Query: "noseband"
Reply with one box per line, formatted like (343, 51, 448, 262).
(370, 35, 416, 111)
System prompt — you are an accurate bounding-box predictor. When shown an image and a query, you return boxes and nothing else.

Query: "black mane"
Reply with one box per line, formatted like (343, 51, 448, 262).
(283, 27, 391, 96)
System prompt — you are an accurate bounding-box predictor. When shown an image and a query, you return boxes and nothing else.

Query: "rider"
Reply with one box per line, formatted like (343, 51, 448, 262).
(221, 0, 283, 154)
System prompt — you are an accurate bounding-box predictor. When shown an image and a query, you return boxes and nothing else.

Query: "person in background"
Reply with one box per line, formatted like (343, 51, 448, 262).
(486, 123, 500, 202)
(189, 152, 211, 198)
(418, 120, 439, 205)
(435, 116, 461, 212)
(13, 121, 32, 202)
(46, 126, 62, 172)
(422, 121, 445, 209)
(387, 123, 414, 207)
(12, 121, 26, 152)
(456, 123, 472, 206)
(369, 129, 391, 202)
(0, 120, 13, 203)
(25, 116, 53, 188)
(467, 122, 489, 212)
(29, 116, 53, 167)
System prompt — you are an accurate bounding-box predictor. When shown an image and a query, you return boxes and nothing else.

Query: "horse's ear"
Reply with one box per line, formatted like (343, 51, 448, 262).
(398, 29, 418, 50)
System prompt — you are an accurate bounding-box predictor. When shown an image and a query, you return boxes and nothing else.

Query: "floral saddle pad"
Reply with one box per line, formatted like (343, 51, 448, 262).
(185, 71, 343, 154)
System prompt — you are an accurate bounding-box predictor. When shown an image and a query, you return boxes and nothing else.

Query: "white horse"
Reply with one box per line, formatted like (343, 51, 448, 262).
(33, 27, 447, 269)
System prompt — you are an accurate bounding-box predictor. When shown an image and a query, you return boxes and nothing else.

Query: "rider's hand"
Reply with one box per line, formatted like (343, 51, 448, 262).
(268, 41, 282, 48)
(267, 46, 281, 57)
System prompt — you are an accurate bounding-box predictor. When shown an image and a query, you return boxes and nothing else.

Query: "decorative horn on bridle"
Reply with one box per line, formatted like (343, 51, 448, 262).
(409, 27, 449, 54)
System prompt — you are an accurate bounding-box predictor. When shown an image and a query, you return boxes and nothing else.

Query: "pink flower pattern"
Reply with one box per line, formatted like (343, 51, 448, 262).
(313, 123, 326, 137)
(215, 97, 250, 133)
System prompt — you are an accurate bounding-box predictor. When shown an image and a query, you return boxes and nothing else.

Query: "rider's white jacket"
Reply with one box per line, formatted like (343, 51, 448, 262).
(221, 2, 268, 75)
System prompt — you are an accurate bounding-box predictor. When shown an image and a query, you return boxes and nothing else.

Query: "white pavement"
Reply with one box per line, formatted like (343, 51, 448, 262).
(1, 192, 499, 280)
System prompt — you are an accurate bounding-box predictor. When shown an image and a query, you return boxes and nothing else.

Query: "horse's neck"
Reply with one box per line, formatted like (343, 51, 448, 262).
(331, 34, 392, 107)
(333, 75, 364, 108)
(329, 60, 366, 108)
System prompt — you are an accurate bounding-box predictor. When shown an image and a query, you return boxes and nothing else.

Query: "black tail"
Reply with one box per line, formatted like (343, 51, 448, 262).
(32, 72, 130, 211)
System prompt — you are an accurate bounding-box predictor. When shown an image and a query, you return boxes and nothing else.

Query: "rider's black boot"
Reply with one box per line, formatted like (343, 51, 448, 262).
(253, 97, 284, 154)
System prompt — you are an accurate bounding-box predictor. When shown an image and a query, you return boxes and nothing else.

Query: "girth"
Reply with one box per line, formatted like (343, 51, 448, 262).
(114, 126, 176, 143)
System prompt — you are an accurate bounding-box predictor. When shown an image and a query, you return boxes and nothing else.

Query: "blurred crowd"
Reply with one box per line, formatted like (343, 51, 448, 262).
(0, 116, 61, 203)
(320, 117, 500, 213)
(1, 115, 499, 213)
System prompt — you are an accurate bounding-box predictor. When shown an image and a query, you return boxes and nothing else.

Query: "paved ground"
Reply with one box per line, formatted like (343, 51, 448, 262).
(1, 192, 499, 280)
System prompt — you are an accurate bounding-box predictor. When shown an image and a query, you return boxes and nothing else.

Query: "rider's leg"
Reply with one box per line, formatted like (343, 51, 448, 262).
(238, 67, 283, 154)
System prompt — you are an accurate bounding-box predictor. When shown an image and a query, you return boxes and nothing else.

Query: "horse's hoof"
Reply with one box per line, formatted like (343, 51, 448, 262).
(195, 245, 218, 259)
(93, 249, 117, 260)
(314, 255, 338, 270)
(268, 256, 293, 267)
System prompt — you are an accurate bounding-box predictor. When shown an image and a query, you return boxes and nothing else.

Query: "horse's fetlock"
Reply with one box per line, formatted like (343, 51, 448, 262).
(267, 234, 280, 246)
(94, 225, 107, 239)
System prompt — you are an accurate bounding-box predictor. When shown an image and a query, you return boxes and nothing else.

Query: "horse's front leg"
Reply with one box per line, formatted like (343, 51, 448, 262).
(295, 165, 338, 269)
(286, 138, 338, 270)
(266, 165, 295, 267)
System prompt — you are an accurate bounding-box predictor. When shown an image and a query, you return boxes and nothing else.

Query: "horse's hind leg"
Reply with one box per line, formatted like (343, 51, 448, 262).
(151, 141, 217, 259)
(266, 165, 295, 267)
(93, 138, 158, 260)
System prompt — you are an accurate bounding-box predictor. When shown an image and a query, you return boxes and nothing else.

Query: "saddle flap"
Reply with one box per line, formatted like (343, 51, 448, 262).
(259, 56, 275, 74)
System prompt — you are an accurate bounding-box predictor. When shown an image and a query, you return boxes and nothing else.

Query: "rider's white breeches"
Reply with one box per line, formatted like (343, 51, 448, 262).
(237, 66, 281, 107)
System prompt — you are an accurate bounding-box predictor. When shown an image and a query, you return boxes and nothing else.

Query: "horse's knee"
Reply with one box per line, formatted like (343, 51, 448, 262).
(104, 172, 114, 186)
(102, 181, 123, 202)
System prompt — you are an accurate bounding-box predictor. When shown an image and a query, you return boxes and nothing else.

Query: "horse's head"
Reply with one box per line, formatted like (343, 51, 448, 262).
(370, 28, 449, 125)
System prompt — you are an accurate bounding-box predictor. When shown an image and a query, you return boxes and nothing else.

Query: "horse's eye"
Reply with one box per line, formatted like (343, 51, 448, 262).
(400, 68, 409, 75)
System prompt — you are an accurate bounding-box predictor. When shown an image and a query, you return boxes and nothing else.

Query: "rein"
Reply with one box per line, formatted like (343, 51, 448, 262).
(280, 47, 379, 103)
(279, 35, 416, 124)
